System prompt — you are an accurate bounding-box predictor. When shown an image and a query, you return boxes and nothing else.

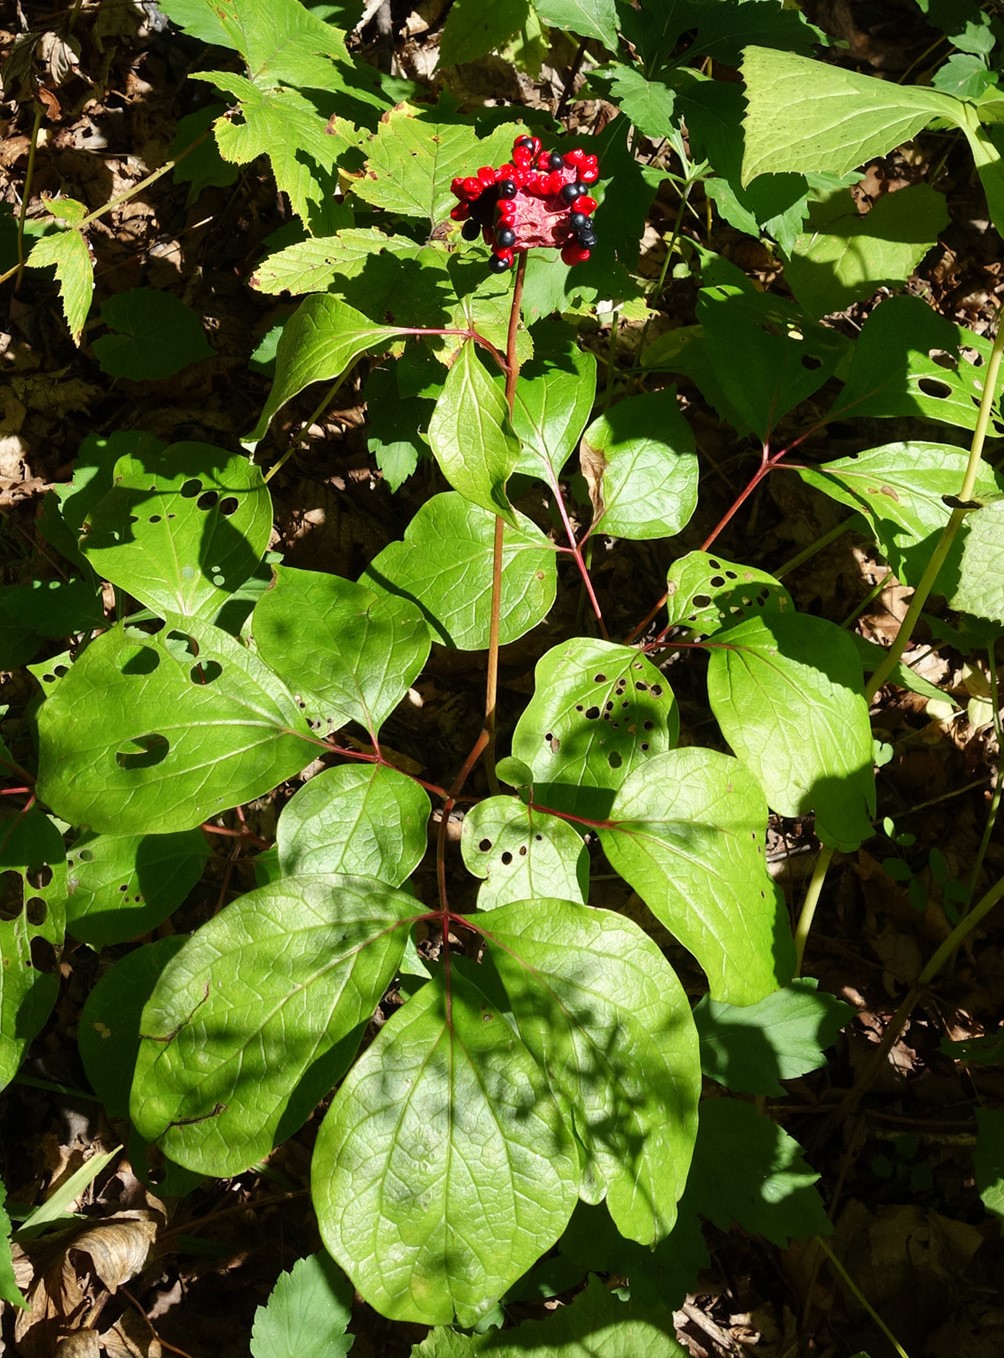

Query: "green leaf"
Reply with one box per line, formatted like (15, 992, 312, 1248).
(1, 1179, 27, 1310)
(741, 45, 960, 185)
(132, 875, 415, 1175)
(429, 342, 519, 525)
(949, 494, 1004, 627)
(276, 764, 430, 886)
(598, 749, 784, 1006)
(532, 0, 619, 53)
(27, 226, 93, 345)
(0, 806, 67, 1090)
(245, 296, 405, 445)
(251, 1252, 354, 1358)
(580, 390, 698, 540)
(461, 797, 588, 910)
(975, 1110, 1004, 1212)
(350, 111, 518, 229)
(690, 0, 825, 64)
(440, 0, 531, 66)
(250, 227, 420, 298)
(251, 566, 430, 737)
(92, 288, 214, 380)
(589, 64, 676, 141)
(36, 621, 314, 836)
(159, 0, 350, 85)
(0, 578, 104, 669)
(785, 184, 949, 318)
(707, 613, 876, 850)
(689, 1099, 830, 1245)
(827, 295, 994, 429)
(484, 899, 700, 1244)
(508, 324, 597, 479)
(79, 937, 186, 1118)
(312, 973, 580, 1326)
(510, 639, 679, 819)
(694, 981, 852, 1096)
(665, 550, 793, 637)
(81, 443, 272, 621)
(362, 493, 556, 650)
(66, 830, 208, 946)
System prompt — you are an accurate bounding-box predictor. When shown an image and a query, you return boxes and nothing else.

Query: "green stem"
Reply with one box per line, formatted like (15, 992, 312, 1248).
(813, 1237, 912, 1358)
(14, 103, 44, 290)
(793, 843, 835, 975)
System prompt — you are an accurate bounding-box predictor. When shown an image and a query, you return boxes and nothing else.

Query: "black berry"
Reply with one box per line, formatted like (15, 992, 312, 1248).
(462, 219, 481, 240)
(497, 179, 517, 199)
(569, 211, 588, 229)
(514, 137, 534, 150)
(576, 227, 597, 248)
(560, 182, 584, 204)
(548, 152, 564, 170)
(488, 254, 511, 273)
(496, 227, 516, 247)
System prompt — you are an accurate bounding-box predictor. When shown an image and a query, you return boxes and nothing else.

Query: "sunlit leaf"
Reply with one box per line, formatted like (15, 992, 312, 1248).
(461, 796, 588, 910)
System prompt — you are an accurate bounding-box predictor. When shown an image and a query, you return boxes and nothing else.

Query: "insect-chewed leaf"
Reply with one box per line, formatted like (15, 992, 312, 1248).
(131, 875, 417, 1176)
(599, 748, 787, 1006)
(483, 899, 701, 1244)
(666, 550, 792, 637)
(312, 974, 580, 1326)
(461, 796, 588, 910)
(36, 621, 315, 835)
(66, 829, 209, 946)
(510, 639, 679, 819)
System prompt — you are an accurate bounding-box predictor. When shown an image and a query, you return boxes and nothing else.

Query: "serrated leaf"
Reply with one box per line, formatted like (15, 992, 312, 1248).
(251, 227, 419, 297)
(27, 227, 93, 345)
(665, 550, 792, 637)
(484, 899, 700, 1243)
(785, 184, 949, 318)
(589, 63, 675, 141)
(688, 1099, 830, 1245)
(362, 492, 556, 650)
(461, 796, 588, 909)
(245, 295, 405, 445)
(598, 749, 783, 1006)
(440, 0, 530, 66)
(251, 1252, 354, 1358)
(707, 613, 875, 850)
(0, 806, 67, 1090)
(532, 0, 619, 52)
(580, 390, 697, 540)
(132, 876, 416, 1175)
(741, 45, 959, 185)
(508, 325, 596, 479)
(276, 764, 430, 885)
(92, 287, 214, 380)
(36, 621, 314, 835)
(429, 342, 519, 524)
(694, 981, 852, 1096)
(81, 443, 272, 621)
(510, 639, 678, 820)
(79, 937, 186, 1118)
(312, 973, 580, 1326)
(351, 111, 518, 228)
(827, 296, 993, 430)
(66, 830, 208, 946)
(160, 0, 350, 85)
(252, 566, 430, 737)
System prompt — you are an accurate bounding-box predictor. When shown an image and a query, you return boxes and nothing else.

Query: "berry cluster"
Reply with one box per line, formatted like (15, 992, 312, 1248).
(450, 135, 600, 272)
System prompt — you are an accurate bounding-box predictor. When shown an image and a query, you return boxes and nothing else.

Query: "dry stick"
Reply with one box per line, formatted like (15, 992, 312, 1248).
(792, 304, 1004, 971)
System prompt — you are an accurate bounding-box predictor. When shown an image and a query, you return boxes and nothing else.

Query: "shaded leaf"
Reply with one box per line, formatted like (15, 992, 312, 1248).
(92, 288, 214, 380)
(440, 0, 531, 66)
(251, 1252, 354, 1358)
(66, 830, 209, 946)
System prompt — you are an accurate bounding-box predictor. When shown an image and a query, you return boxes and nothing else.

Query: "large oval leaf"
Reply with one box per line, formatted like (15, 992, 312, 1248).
(483, 899, 701, 1244)
(131, 875, 417, 1175)
(36, 621, 315, 835)
(428, 341, 519, 525)
(312, 973, 580, 1326)
(598, 748, 785, 1005)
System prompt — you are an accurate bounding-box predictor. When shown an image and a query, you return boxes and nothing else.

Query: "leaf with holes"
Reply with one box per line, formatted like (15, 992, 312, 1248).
(580, 390, 698, 540)
(461, 796, 588, 910)
(484, 899, 701, 1244)
(66, 829, 209, 946)
(312, 973, 580, 1326)
(510, 639, 679, 819)
(665, 551, 793, 638)
(252, 566, 430, 738)
(598, 749, 784, 1006)
(508, 324, 597, 478)
(0, 806, 67, 1091)
(428, 341, 520, 525)
(132, 875, 417, 1175)
(276, 764, 430, 886)
(362, 493, 556, 650)
(36, 621, 314, 836)
(245, 296, 407, 446)
(706, 613, 875, 851)
(81, 444, 272, 622)
(827, 296, 993, 430)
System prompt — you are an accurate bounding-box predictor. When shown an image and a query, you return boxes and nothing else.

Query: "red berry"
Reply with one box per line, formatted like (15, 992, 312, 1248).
(564, 149, 586, 167)
(561, 243, 591, 265)
(573, 194, 598, 214)
(462, 176, 482, 198)
(450, 204, 468, 221)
